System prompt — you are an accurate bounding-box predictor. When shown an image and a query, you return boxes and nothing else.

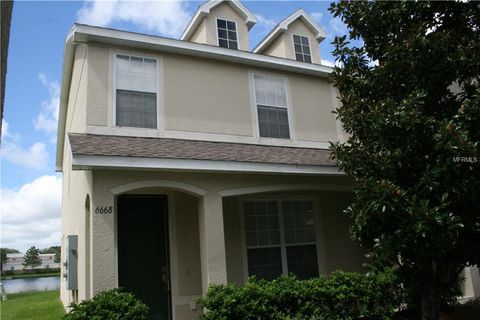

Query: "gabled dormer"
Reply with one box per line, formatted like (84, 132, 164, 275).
(181, 0, 257, 51)
(253, 9, 326, 64)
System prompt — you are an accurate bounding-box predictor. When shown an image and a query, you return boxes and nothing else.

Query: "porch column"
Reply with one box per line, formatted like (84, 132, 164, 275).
(91, 189, 116, 295)
(198, 191, 227, 294)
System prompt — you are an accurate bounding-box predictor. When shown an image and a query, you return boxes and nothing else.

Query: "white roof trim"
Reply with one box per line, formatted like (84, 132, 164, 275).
(55, 23, 333, 171)
(219, 183, 352, 197)
(71, 155, 344, 176)
(253, 9, 327, 54)
(181, 0, 257, 41)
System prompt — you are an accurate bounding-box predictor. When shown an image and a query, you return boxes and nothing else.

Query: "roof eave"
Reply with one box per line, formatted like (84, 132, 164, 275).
(71, 154, 344, 176)
(55, 27, 76, 172)
(73, 24, 332, 76)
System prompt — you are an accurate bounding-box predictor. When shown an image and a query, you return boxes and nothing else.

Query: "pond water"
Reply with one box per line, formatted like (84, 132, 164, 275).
(1, 276, 60, 294)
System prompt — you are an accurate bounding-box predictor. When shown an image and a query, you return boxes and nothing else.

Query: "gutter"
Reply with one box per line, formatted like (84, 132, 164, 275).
(73, 24, 332, 77)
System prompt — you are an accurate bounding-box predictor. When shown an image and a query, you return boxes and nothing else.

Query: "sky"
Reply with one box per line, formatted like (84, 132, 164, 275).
(0, 0, 348, 253)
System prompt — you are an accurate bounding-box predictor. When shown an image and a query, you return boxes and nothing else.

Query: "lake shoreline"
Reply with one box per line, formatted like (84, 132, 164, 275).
(2, 276, 60, 294)
(1, 272, 60, 280)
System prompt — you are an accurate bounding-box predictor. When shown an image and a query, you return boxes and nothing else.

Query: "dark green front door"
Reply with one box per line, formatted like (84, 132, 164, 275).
(118, 195, 171, 320)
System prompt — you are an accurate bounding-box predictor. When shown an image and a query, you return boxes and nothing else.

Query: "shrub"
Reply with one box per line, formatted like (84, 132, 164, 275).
(63, 288, 149, 320)
(199, 271, 402, 320)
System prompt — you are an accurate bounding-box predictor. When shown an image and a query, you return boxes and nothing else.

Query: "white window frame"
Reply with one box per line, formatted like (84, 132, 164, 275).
(292, 34, 312, 63)
(111, 50, 163, 130)
(249, 71, 295, 140)
(240, 197, 323, 281)
(216, 18, 239, 50)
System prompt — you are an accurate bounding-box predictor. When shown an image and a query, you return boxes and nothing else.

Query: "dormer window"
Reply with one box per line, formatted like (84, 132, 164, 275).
(217, 19, 238, 50)
(293, 35, 312, 63)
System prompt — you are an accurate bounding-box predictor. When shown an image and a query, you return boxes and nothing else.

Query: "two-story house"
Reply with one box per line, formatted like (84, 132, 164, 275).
(57, 0, 479, 319)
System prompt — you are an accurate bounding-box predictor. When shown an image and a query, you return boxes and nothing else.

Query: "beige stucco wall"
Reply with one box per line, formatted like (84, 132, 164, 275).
(83, 43, 338, 144)
(163, 55, 253, 136)
(60, 139, 93, 307)
(189, 2, 249, 51)
(174, 192, 202, 296)
(289, 74, 338, 142)
(262, 19, 322, 64)
(65, 44, 88, 133)
(60, 43, 93, 308)
(189, 18, 207, 44)
(223, 197, 244, 284)
(318, 192, 365, 272)
(86, 45, 109, 127)
(263, 34, 288, 59)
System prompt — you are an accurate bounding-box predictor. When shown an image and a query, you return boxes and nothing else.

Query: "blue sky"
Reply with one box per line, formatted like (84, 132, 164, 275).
(0, 0, 347, 252)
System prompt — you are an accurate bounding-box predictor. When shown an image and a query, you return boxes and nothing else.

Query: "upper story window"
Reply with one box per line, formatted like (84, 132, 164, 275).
(253, 74, 290, 139)
(243, 200, 318, 281)
(293, 35, 312, 63)
(217, 19, 238, 50)
(115, 54, 157, 129)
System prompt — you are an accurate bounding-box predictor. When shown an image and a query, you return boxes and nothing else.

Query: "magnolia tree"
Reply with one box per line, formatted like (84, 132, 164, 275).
(329, 1, 480, 319)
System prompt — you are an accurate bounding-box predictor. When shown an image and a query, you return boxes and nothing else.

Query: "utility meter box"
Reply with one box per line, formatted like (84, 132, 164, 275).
(64, 235, 78, 290)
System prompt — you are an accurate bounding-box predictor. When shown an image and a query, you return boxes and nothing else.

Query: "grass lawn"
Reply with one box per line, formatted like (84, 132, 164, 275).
(0, 290, 65, 320)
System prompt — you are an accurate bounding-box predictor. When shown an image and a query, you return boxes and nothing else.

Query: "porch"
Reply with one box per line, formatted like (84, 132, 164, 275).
(86, 170, 362, 320)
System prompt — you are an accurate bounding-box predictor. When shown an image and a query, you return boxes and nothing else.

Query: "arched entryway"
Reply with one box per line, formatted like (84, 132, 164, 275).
(110, 181, 205, 320)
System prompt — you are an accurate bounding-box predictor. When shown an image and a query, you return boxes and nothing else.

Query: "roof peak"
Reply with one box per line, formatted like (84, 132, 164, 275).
(180, 0, 257, 41)
(253, 9, 326, 54)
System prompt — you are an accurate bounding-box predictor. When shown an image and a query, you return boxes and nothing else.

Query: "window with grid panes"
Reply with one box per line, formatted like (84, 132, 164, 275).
(253, 74, 290, 139)
(243, 200, 318, 280)
(115, 54, 157, 129)
(293, 35, 312, 63)
(217, 19, 238, 50)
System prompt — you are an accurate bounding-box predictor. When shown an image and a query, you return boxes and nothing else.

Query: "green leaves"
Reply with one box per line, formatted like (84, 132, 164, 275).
(22, 246, 42, 270)
(329, 0, 480, 315)
(63, 289, 149, 320)
(199, 272, 402, 320)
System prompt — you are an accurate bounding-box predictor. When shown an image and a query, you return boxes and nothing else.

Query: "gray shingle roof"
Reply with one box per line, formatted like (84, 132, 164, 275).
(68, 133, 335, 167)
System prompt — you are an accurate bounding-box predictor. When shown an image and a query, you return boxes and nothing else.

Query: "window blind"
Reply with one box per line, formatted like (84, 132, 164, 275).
(253, 74, 290, 139)
(115, 55, 157, 128)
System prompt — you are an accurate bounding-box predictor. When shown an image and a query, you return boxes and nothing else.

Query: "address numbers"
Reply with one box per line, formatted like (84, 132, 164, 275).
(95, 206, 113, 214)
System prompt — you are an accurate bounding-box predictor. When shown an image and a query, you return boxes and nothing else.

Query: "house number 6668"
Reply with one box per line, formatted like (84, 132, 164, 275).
(95, 206, 113, 214)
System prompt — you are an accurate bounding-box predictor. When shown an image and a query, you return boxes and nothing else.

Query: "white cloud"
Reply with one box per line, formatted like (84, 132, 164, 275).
(2, 119, 10, 138)
(34, 73, 60, 135)
(77, 0, 191, 38)
(321, 16, 349, 43)
(255, 14, 277, 31)
(321, 59, 335, 67)
(329, 16, 348, 36)
(0, 141, 49, 170)
(1, 120, 20, 143)
(0, 175, 62, 252)
(311, 12, 323, 24)
(320, 58, 343, 68)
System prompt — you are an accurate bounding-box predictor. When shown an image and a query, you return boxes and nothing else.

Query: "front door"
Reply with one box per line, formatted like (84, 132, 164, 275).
(118, 195, 171, 320)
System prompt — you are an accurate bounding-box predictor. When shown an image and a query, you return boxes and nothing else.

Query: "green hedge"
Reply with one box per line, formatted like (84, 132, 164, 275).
(63, 289, 149, 320)
(199, 271, 402, 320)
